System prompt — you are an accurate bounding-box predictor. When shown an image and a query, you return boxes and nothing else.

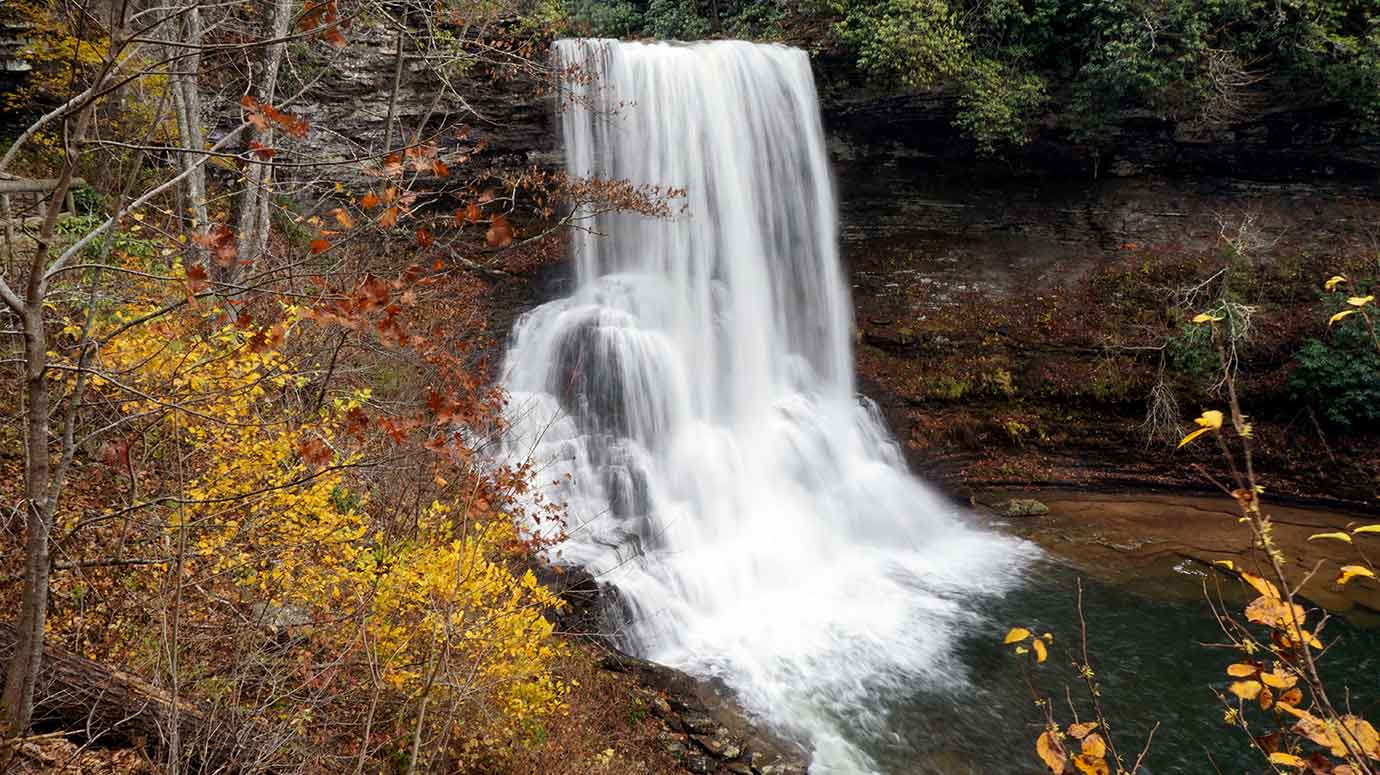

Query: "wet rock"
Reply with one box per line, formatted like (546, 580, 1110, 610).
(593, 651, 810, 773)
(692, 732, 740, 759)
(681, 713, 719, 735)
(692, 734, 726, 756)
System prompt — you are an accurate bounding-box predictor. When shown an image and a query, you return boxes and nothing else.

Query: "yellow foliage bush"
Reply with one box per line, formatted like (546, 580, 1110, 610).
(54, 281, 567, 759)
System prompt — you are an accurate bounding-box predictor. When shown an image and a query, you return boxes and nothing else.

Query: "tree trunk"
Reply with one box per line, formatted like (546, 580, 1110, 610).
(170, 8, 208, 255)
(0, 111, 87, 738)
(1, 305, 53, 740)
(235, 0, 295, 276)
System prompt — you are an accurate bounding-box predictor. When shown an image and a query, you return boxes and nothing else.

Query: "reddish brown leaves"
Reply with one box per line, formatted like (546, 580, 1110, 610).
(249, 141, 277, 159)
(485, 214, 514, 248)
(359, 274, 391, 310)
(185, 264, 210, 293)
(246, 322, 286, 353)
(297, 436, 333, 467)
(298, 1, 348, 47)
(344, 407, 371, 439)
(379, 207, 399, 228)
(240, 95, 310, 138)
(415, 228, 432, 248)
(100, 438, 131, 470)
(360, 191, 381, 209)
(378, 417, 420, 445)
(190, 225, 238, 267)
(457, 202, 481, 225)
(309, 238, 331, 255)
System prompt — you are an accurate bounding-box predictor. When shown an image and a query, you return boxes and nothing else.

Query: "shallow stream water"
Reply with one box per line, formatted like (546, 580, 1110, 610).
(853, 556, 1380, 774)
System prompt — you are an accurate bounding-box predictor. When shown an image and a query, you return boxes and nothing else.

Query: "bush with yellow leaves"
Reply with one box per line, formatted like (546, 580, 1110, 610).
(43, 271, 568, 770)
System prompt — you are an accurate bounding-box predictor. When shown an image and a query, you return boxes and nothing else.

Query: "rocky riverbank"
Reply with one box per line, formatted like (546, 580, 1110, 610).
(536, 567, 811, 775)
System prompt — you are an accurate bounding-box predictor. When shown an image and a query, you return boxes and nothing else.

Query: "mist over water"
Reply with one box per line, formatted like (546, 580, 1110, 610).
(501, 38, 1029, 773)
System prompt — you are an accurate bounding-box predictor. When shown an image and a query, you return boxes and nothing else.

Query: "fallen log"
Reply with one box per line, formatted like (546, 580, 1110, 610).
(0, 622, 295, 773)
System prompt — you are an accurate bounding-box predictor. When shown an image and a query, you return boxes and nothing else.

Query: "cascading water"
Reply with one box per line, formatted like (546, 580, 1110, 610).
(502, 39, 1029, 773)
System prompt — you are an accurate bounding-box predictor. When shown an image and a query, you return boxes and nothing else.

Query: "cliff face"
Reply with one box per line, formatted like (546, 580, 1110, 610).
(261, 38, 1380, 498)
(214, 26, 558, 191)
(820, 73, 1380, 288)
(820, 85, 1380, 499)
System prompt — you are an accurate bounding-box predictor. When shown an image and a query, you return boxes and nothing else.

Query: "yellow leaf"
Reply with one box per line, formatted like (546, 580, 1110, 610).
(1226, 663, 1257, 677)
(1260, 668, 1298, 689)
(1192, 312, 1223, 324)
(1308, 532, 1353, 543)
(1229, 680, 1263, 700)
(1341, 716, 1380, 759)
(1245, 595, 1306, 630)
(1269, 752, 1306, 768)
(1197, 410, 1225, 429)
(1178, 427, 1213, 448)
(1036, 730, 1066, 774)
(1215, 560, 1237, 571)
(1005, 627, 1031, 644)
(1032, 638, 1048, 663)
(1241, 572, 1281, 600)
(1279, 688, 1303, 706)
(1330, 309, 1358, 326)
(1073, 753, 1110, 775)
(1324, 275, 1347, 291)
(1353, 525, 1380, 535)
(1068, 722, 1098, 740)
(1337, 565, 1376, 586)
(1291, 708, 1347, 756)
(1081, 733, 1107, 759)
(1347, 295, 1374, 307)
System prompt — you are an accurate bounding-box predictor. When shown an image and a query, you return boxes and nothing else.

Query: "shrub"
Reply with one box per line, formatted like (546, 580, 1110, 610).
(1289, 325, 1380, 429)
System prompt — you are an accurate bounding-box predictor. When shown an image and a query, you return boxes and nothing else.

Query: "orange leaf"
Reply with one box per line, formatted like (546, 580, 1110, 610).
(360, 190, 381, 209)
(309, 238, 330, 254)
(1036, 731, 1066, 774)
(1068, 722, 1098, 740)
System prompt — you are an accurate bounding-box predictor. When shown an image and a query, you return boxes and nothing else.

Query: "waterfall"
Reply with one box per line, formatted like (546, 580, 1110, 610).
(502, 39, 1027, 773)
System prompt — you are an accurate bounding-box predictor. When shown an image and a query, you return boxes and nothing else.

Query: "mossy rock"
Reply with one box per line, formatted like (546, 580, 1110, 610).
(996, 498, 1049, 517)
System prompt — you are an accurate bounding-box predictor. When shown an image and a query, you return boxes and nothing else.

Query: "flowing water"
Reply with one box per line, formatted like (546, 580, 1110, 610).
(501, 38, 1029, 772)
(498, 38, 1380, 774)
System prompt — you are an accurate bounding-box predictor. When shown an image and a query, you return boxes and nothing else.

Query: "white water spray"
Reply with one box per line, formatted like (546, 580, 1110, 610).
(502, 39, 1027, 773)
